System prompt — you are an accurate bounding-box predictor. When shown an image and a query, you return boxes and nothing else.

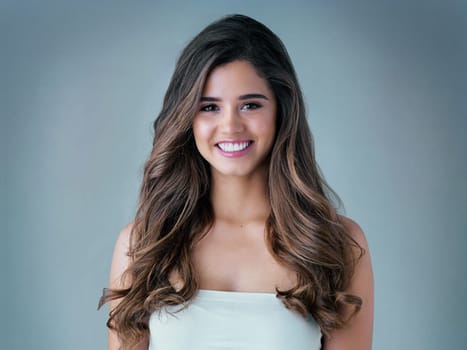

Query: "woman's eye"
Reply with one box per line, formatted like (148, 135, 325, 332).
(241, 102, 261, 110)
(200, 104, 218, 112)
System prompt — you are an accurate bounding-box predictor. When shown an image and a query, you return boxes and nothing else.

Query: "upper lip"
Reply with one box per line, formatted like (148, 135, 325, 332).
(215, 140, 253, 144)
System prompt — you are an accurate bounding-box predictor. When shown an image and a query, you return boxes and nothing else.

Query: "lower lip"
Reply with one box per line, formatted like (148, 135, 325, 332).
(216, 143, 253, 158)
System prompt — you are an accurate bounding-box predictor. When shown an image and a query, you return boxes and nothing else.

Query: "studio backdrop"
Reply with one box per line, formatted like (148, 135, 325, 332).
(3, 1, 466, 349)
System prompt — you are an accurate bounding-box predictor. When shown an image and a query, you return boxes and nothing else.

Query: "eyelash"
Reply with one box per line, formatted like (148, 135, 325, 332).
(199, 102, 262, 112)
(242, 102, 261, 110)
(199, 104, 219, 112)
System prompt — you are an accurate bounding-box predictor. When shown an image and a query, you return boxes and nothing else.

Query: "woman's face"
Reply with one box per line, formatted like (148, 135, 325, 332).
(192, 60, 277, 179)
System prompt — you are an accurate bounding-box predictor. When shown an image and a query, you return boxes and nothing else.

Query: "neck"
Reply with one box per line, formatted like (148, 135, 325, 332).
(210, 169, 270, 224)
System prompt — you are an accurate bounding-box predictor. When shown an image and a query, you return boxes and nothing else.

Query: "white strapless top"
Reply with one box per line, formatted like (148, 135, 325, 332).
(149, 289, 322, 350)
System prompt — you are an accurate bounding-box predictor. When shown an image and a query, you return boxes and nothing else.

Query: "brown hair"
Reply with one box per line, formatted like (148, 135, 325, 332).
(98, 14, 363, 349)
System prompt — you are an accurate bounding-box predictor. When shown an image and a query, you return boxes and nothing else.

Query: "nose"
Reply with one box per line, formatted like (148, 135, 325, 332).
(219, 106, 244, 133)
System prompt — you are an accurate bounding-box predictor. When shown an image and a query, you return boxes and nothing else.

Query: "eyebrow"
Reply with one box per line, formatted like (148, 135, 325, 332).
(200, 93, 269, 102)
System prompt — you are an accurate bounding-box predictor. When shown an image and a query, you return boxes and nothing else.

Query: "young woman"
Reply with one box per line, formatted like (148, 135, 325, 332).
(99, 14, 374, 350)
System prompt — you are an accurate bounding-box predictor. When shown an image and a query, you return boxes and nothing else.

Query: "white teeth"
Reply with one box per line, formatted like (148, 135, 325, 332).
(218, 141, 250, 152)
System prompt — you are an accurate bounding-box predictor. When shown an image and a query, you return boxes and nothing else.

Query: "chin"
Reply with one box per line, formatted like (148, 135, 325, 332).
(212, 164, 266, 178)
(216, 170, 252, 178)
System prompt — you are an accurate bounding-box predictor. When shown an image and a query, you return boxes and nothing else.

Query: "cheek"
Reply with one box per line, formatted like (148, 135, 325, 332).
(252, 117, 276, 139)
(192, 118, 214, 145)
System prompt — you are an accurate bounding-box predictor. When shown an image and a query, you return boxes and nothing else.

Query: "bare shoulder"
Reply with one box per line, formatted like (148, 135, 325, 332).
(109, 221, 135, 290)
(117, 221, 135, 247)
(324, 215, 374, 349)
(114, 222, 134, 262)
(108, 221, 149, 349)
(338, 214, 370, 253)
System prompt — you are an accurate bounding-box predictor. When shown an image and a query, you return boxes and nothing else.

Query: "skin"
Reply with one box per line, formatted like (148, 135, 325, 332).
(192, 60, 277, 181)
(107, 60, 374, 349)
(191, 60, 295, 293)
(108, 223, 149, 350)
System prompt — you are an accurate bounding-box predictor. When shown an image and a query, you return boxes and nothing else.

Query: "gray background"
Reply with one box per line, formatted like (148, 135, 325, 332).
(2, 0, 466, 349)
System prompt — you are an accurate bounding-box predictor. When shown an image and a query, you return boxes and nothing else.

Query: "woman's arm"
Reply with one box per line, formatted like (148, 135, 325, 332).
(108, 222, 149, 350)
(323, 216, 374, 350)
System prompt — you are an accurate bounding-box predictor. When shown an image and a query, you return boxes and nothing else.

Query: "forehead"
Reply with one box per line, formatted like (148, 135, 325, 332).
(202, 60, 273, 97)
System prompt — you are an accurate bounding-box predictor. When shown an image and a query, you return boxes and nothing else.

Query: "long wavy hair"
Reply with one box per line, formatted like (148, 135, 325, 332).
(99, 14, 364, 349)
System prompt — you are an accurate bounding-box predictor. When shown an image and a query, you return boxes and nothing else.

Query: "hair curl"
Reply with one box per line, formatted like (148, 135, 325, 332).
(98, 14, 364, 349)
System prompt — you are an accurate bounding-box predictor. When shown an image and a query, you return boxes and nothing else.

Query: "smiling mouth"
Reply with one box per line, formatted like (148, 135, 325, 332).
(216, 141, 253, 152)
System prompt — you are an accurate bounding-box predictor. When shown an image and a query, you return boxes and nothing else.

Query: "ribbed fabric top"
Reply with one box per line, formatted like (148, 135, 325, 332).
(149, 289, 322, 350)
